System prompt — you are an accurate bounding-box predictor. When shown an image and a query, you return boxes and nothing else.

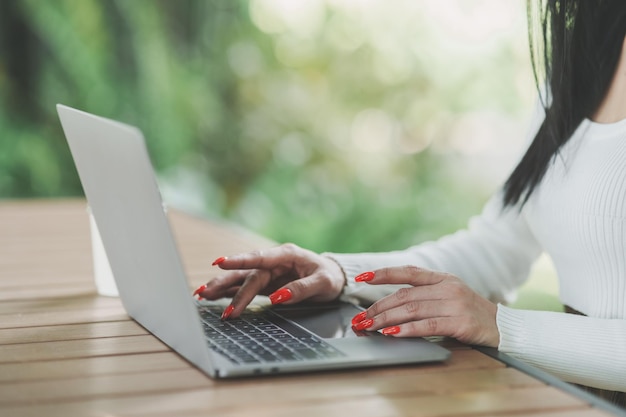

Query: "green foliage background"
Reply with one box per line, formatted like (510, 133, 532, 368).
(0, 0, 533, 255)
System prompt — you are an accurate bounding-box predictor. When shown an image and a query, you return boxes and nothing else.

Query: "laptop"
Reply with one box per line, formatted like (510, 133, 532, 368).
(56, 104, 450, 378)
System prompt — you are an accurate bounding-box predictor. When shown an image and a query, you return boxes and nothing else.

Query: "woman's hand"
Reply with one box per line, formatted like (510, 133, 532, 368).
(351, 266, 499, 347)
(193, 243, 346, 319)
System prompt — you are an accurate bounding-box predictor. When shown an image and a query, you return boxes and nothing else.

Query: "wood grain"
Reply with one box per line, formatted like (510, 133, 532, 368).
(0, 335, 168, 363)
(0, 199, 615, 417)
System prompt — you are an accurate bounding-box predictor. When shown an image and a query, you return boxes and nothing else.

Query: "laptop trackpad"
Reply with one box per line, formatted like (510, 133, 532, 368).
(271, 302, 450, 363)
(330, 335, 450, 363)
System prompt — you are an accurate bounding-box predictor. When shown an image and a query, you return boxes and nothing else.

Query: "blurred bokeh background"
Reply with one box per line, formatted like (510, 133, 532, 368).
(0, 0, 558, 308)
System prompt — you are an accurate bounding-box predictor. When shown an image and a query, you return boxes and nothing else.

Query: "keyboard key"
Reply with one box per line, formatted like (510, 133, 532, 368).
(198, 307, 344, 364)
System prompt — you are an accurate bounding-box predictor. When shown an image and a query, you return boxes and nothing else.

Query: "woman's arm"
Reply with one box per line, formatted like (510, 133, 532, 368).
(498, 305, 626, 392)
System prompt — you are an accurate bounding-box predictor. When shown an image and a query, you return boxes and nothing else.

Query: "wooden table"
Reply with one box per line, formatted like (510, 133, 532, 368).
(1, 199, 623, 417)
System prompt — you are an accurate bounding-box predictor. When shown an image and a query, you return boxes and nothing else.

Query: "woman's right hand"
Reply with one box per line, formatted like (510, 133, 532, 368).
(193, 243, 346, 319)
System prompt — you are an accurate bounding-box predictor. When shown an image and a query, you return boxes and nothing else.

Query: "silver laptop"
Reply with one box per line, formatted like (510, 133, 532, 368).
(56, 104, 450, 378)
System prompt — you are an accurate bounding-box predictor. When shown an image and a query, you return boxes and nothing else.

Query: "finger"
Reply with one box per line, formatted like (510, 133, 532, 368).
(361, 266, 447, 287)
(228, 269, 273, 318)
(214, 243, 303, 272)
(380, 317, 459, 339)
(364, 299, 452, 331)
(195, 271, 248, 300)
(273, 271, 343, 305)
(379, 315, 497, 346)
(366, 285, 446, 320)
(196, 287, 241, 301)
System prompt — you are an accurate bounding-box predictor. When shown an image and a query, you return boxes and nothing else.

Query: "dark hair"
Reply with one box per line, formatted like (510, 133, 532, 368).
(502, 0, 626, 207)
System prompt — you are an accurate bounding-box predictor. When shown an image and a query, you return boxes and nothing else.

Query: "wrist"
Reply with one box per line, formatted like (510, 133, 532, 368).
(321, 253, 348, 295)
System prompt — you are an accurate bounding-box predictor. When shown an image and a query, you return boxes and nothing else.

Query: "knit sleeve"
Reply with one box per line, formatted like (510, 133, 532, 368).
(497, 304, 626, 391)
(324, 191, 543, 304)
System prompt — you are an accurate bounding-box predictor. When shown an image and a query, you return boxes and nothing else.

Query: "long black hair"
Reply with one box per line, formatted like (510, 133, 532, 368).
(502, 0, 626, 207)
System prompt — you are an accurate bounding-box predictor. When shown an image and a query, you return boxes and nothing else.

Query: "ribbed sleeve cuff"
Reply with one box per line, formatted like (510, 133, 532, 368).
(496, 304, 626, 391)
(496, 303, 528, 356)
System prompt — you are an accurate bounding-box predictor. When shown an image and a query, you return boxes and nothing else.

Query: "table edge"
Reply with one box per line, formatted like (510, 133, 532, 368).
(476, 347, 626, 416)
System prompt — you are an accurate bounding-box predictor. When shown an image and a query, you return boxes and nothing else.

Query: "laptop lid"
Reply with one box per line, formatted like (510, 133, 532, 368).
(56, 104, 217, 376)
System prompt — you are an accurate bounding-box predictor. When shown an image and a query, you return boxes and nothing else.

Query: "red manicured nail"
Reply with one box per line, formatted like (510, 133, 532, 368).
(269, 288, 292, 305)
(382, 326, 400, 336)
(351, 311, 367, 326)
(212, 256, 227, 266)
(221, 304, 235, 320)
(354, 271, 375, 282)
(193, 284, 207, 296)
(353, 319, 374, 331)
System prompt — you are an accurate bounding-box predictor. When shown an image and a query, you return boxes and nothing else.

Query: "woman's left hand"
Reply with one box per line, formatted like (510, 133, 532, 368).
(351, 266, 500, 347)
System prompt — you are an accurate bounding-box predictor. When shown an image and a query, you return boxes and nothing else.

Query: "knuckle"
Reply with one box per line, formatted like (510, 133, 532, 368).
(446, 281, 466, 298)
(250, 249, 264, 258)
(443, 272, 459, 280)
(289, 278, 309, 295)
(425, 317, 439, 334)
(404, 300, 421, 315)
(442, 273, 461, 286)
(315, 269, 332, 283)
(395, 287, 412, 301)
(403, 265, 423, 276)
(316, 271, 341, 292)
(280, 243, 299, 254)
(242, 250, 263, 268)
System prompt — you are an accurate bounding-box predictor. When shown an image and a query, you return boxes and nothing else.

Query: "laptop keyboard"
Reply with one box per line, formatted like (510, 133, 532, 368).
(198, 306, 345, 364)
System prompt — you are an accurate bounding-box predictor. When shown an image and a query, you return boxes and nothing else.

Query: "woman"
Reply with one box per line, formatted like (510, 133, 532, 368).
(194, 0, 626, 405)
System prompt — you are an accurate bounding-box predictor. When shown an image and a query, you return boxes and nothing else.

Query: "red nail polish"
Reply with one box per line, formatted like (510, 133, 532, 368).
(212, 256, 227, 266)
(351, 311, 367, 326)
(382, 326, 400, 336)
(353, 319, 374, 331)
(354, 271, 375, 282)
(269, 288, 292, 305)
(193, 284, 207, 296)
(221, 304, 235, 320)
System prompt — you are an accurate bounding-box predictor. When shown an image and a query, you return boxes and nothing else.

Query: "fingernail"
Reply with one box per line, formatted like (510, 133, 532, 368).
(354, 271, 375, 282)
(353, 319, 374, 331)
(221, 304, 235, 320)
(269, 288, 292, 305)
(382, 326, 400, 336)
(193, 284, 207, 296)
(351, 311, 367, 326)
(212, 256, 227, 266)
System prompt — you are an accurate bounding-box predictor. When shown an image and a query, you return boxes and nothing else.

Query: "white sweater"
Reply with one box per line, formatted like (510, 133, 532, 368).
(327, 112, 626, 392)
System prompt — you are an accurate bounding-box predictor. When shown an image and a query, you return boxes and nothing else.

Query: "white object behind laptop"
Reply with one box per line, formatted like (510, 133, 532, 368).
(56, 104, 450, 378)
(88, 207, 119, 296)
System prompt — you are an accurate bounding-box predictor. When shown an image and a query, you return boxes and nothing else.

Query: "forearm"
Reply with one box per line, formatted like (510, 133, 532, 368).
(497, 304, 626, 391)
